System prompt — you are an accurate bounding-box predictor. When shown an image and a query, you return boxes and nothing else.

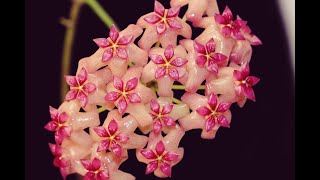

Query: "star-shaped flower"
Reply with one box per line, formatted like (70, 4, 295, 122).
(149, 99, 175, 133)
(80, 158, 110, 180)
(48, 143, 72, 180)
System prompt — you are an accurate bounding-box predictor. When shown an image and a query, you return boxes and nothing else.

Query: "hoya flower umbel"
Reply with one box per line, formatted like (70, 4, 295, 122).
(44, 106, 72, 144)
(64, 67, 96, 108)
(140, 141, 179, 177)
(149, 99, 176, 134)
(214, 6, 247, 40)
(80, 157, 109, 180)
(194, 38, 227, 73)
(144, 1, 182, 35)
(196, 93, 231, 131)
(93, 25, 133, 62)
(93, 119, 129, 158)
(233, 62, 260, 101)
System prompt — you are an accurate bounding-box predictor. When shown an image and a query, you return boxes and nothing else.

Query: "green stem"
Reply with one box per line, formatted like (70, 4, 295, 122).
(172, 85, 206, 90)
(172, 97, 183, 104)
(98, 106, 108, 113)
(84, 0, 118, 28)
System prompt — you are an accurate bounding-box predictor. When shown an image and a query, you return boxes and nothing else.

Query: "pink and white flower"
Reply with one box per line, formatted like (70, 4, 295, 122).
(48, 143, 73, 180)
(80, 157, 110, 180)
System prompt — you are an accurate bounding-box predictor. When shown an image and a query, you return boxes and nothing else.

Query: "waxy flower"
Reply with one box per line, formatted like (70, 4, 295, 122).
(93, 119, 129, 158)
(149, 99, 175, 133)
(196, 93, 231, 131)
(233, 62, 260, 102)
(48, 143, 72, 179)
(237, 15, 262, 46)
(65, 67, 96, 108)
(80, 158, 109, 180)
(214, 6, 247, 40)
(44, 106, 72, 144)
(140, 141, 179, 177)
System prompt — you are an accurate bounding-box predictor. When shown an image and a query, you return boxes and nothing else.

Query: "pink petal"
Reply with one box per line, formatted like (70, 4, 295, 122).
(93, 38, 111, 48)
(167, 6, 180, 18)
(232, 29, 246, 40)
(77, 68, 88, 85)
(48, 143, 60, 156)
(235, 84, 245, 96)
(155, 66, 166, 79)
(53, 157, 61, 167)
(196, 106, 211, 116)
(145, 160, 158, 174)
(111, 141, 122, 158)
(140, 149, 157, 159)
(44, 121, 58, 131)
(171, 57, 188, 67)
(162, 116, 176, 126)
(244, 86, 256, 102)
(167, 19, 183, 29)
(58, 112, 68, 124)
(156, 22, 166, 35)
(162, 103, 173, 114)
(206, 38, 216, 53)
(104, 91, 121, 102)
(64, 75, 78, 87)
(233, 70, 244, 81)
(80, 159, 93, 171)
(212, 53, 227, 63)
(115, 133, 129, 143)
(60, 126, 72, 137)
(160, 162, 172, 177)
(222, 6, 233, 22)
(59, 158, 70, 168)
(55, 130, 65, 144)
(77, 91, 88, 108)
(214, 14, 227, 24)
(109, 25, 119, 42)
(116, 48, 128, 59)
(144, 14, 161, 24)
(97, 139, 110, 152)
(127, 93, 142, 103)
(205, 116, 215, 132)
(162, 151, 179, 162)
(102, 48, 114, 62)
(248, 34, 263, 46)
(216, 102, 231, 112)
(222, 26, 232, 37)
(164, 44, 174, 60)
(154, 0, 165, 16)
(153, 120, 162, 134)
(233, 20, 247, 29)
(49, 106, 58, 122)
(83, 83, 96, 93)
(196, 55, 207, 67)
(150, 54, 165, 64)
(91, 158, 101, 171)
(117, 97, 128, 115)
(208, 93, 218, 109)
(125, 77, 138, 91)
(113, 76, 124, 91)
(155, 141, 165, 155)
(240, 62, 250, 77)
(108, 119, 118, 135)
(93, 127, 109, 137)
(97, 169, 110, 180)
(150, 99, 160, 114)
(168, 67, 179, 80)
(207, 61, 219, 74)
(194, 41, 206, 54)
(83, 172, 95, 180)
(246, 76, 260, 86)
(118, 35, 133, 45)
(65, 90, 78, 101)
(217, 115, 230, 128)
(150, 113, 157, 120)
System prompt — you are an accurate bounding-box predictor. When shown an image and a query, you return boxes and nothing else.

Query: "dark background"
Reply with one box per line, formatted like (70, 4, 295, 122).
(26, 0, 294, 179)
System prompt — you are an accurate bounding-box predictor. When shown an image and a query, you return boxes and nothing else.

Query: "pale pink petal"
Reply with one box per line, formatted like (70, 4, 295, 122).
(216, 102, 231, 112)
(206, 38, 216, 53)
(217, 115, 230, 128)
(244, 86, 256, 102)
(150, 99, 160, 113)
(77, 91, 88, 108)
(80, 159, 93, 171)
(214, 14, 227, 24)
(233, 70, 244, 81)
(155, 141, 165, 155)
(118, 35, 133, 45)
(58, 112, 68, 124)
(113, 76, 124, 91)
(205, 116, 215, 132)
(144, 14, 161, 24)
(44, 121, 58, 131)
(162, 116, 176, 126)
(156, 22, 166, 35)
(194, 41, 206, 54)
(83, 172, 95, 180)
(155, 66, 166, 79)
(93, 38, 111, 48)
(117, 97, 128, 115)
(168, 68, 179, 80)
(150, 54, 165, 64)
(208, 93, 218, 109)
(64, 75, 78, 87)
(162, 103, 173, 114)
(167, 6, 180, 18)
(108, 119, 118, 135)
(127, 93, 142, 103)
(207, 61, 219, 73)
(160, 162, 172, 177)
(116, 48, 128, 59)
(49, 106, 58, 122)
(222, 26, 232, 37)
(97, 139, 110, 152)
(104, 91, 121, 102)
(241, 62, 250, 77)
(115, 133, 129, 143)
(196, 55, 207, 67)
(154, 0, 165, 16)
(232, 29, 246, 40)
(125, 77, 138, 91)
(153, 120, 162, 134)
(212, 53, 227, 63)
(162, 151, 179, 162)
(111, 141, 122, 158)
(171, 57, 188, 67)
(97, 169, 109, 180)
(102, 49, 114, 62)
(246, 76, 260, 86)
(146, 160, 158, 174)
(140, 149, 157, 159)
(92, 158, 101, 171)
(167, 19, 183, 29)
(222, 6, 233, 22)
(109, 25, 119, 42)
(93, 127, 109, 137)
(196, 106, 211, 116)
(248, 34, 263, 46)
(83, 83, 96, 93)
(164, 45, 174, 60)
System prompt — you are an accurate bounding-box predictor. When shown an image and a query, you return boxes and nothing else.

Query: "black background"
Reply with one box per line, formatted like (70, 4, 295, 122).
(26, 0, 294, 179)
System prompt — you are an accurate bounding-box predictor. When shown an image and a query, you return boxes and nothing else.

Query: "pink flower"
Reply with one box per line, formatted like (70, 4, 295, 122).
(48, 143, 72, 179)
(151, 44, 188, 80)
(64, 67, 96, 108)
(237, 15, 262, 46)
(233, 62, 260, 102)
(140, 141, 179, 177)
(80, 158, 109, 180)
(196, 93, 232, 131)
(44, 106, 72, 144)
(93, 119, 129, 158)
(93, 25, 133, 62)
(214, 6, 247, 40)
(149, 99, 176, 134)
(194, 38, 227, 73)
(104, 76, 141, 114)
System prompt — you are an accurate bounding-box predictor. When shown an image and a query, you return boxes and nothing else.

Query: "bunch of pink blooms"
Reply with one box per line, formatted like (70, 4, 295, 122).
(44, 1, 261, 179)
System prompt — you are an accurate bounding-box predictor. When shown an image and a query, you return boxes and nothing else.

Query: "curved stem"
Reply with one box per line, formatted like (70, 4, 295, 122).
(172, 97, 183, 104)
(98, 106, 108, 113)
(172, 85, 206, 90)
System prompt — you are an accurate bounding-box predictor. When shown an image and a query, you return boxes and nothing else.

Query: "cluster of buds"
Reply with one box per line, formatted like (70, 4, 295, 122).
(45, 0, 261, 179)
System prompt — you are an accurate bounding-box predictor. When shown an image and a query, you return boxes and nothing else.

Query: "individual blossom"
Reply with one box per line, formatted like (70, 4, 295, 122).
(48, 143, 73, 180)
(80, 157, 110, 180)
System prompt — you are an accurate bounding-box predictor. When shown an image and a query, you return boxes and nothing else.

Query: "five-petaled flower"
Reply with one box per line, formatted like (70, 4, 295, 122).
(144, 1, 182, 35)
(140, 141, 179, 177)
(93, 25, 134, 62)
(93, 119, 129, 158)
(194, 38, 228, 73)
(104, 76, 141, 114)
(44, 106, 72, 144)
(64, 67, 96, 108)
(80, 157, 110, 180)
(233, 62, 260, 102)
(150, 44, 188, 80)
(149, 99, 176, 134)
(196, 93, 232, 131)
(214, 6, 247, 40)
(48, 143, 71, 179)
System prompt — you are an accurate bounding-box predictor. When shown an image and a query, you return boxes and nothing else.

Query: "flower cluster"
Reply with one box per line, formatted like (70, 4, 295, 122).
(45, 1, 261, 179)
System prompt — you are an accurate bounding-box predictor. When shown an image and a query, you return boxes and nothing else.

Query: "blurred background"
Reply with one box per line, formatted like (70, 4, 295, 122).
(26, 0, 294, 179)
